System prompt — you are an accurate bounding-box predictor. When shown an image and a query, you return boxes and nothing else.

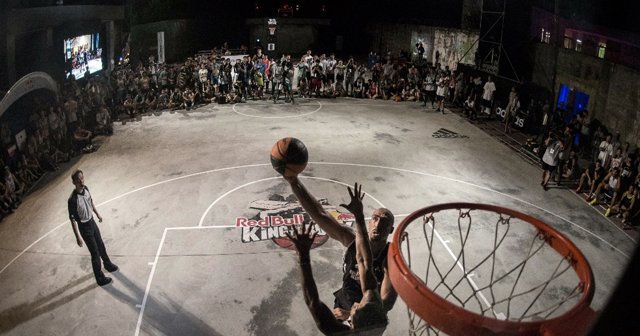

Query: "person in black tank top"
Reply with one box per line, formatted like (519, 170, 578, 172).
(287, 182, 392, 335)
(286, 176, 398, 326)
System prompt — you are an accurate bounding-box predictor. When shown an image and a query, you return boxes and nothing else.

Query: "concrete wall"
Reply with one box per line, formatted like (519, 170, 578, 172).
(532, 43, 640, 146)
(131, 19, 248, 65)
(604, 65, 640, 144)
(246, 18, 330, 58)
(366, 23, 478, 69)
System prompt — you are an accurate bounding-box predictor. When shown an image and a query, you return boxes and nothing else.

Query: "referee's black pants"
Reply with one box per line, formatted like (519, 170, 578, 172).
(79, 218, 113, 282)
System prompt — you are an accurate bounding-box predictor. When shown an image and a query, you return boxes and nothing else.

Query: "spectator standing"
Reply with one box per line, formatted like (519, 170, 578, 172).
(541, 135, 564, 190)
(63, 96, 79, 132)
(482, 76, 496, 116)
(597, 134, 614, 169)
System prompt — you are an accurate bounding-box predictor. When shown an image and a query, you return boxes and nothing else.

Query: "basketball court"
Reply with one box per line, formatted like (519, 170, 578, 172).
(0, 98, 636, 335)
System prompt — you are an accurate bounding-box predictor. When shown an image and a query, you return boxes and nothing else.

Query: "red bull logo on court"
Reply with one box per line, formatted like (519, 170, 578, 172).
(236, 196, 354, 250)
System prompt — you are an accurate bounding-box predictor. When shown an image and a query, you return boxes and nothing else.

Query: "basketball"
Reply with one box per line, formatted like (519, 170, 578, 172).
(270, 137, 308, 177)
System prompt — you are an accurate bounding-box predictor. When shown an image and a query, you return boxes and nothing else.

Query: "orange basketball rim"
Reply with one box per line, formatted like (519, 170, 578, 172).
(388, 203, 597, 336)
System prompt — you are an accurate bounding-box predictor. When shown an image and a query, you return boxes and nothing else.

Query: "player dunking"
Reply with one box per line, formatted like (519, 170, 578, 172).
(287, 180, 396, 334)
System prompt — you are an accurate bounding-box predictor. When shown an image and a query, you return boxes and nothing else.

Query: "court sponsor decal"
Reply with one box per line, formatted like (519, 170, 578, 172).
(236, 196, 355, 250)
(432, 128, 468, 138)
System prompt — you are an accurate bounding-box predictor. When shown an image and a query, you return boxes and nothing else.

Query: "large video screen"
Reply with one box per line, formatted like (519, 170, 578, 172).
(411, 29, 479, 70)
(64, 33, 102, 79)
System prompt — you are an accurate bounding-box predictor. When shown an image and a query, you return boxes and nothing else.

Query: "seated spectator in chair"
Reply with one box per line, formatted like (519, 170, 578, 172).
(588, 167, 620, 207)
(73, 123, 94, 153)
(607, 184, 636, 219)
(95, 105, 113, 135)
(576, 160, 604, 194)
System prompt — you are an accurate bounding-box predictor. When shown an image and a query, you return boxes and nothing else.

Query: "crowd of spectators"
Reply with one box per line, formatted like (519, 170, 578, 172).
(0, 43, 638, 228)
(107, 47, 504, 115)
(0, 69, 113, 221)
(538, 109, 640, 227)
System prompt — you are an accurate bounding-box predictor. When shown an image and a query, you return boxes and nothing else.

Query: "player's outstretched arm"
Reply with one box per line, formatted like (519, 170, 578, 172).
(287, 222, 350, 335)
(286, 176, 355, 247)
(340, 183, 378, 292)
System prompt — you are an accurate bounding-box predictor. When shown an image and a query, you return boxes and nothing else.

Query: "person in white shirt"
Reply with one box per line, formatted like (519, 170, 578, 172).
(482, 76, 496, 115)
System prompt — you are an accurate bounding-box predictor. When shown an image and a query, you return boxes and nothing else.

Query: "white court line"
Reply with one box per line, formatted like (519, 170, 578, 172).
(426, 218, 506, 320)
(133, 225, 236, 336)
(0, 164, 271, 276)
(569, 190, 637, 241)
(232, 100, 322, 119)
(134, 227, 168, 336)
(1, 161, 631, 277)
(310, 162, 633, 257)
(198, 177, 281, 227)
(139, 177, 389, 336)
(198, 175, 387, 228)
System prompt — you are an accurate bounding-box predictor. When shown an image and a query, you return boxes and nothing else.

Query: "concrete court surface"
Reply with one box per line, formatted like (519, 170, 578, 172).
(0, 97, 636, 336)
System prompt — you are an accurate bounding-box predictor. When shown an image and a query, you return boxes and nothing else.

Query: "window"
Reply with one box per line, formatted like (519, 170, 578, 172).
(540, 28, 551, 44)
(563, 36, 573, 49)
(598, 42, 606, 58)
(575, 39, 582, 52)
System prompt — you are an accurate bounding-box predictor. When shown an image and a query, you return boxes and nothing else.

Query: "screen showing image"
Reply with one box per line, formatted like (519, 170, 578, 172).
(64, 33, 102, 79)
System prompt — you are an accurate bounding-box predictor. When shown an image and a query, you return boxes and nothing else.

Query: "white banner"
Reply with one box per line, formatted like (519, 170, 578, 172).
(157, 31, 165, 64)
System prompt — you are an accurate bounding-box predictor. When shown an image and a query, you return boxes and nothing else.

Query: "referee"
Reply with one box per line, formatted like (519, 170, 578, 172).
(68, 169, 118, 286)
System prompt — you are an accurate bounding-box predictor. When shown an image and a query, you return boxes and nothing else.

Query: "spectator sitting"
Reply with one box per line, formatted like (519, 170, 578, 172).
(463, 94, 476, 118)
(157, 89, 169, 110)
(123, 94, 135, 117)
(562, 150, 579, 181)
(49, 129, 71, 163)
(576, 160, 604, 193)
(588, 167, 620, 207)
(182, 88, 195, 110)
(0, 181, 18, 215)
(607, 184, 636, 219)
(95, 105, 113, 135)
(610, 148, 623, 170)
(133, 91, 146, 114)
(4, 166, 24, 201)
(73, 123, 94, 153)
(366, 80, 379, 99)
(352, 77, 365, 98)
(144, 90, 158, 113)
(169, 88, 183, 110)
(15, 158, 39, 185)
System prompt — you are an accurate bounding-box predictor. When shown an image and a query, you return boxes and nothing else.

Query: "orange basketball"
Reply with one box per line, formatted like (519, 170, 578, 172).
(270, 137, 308, 177)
